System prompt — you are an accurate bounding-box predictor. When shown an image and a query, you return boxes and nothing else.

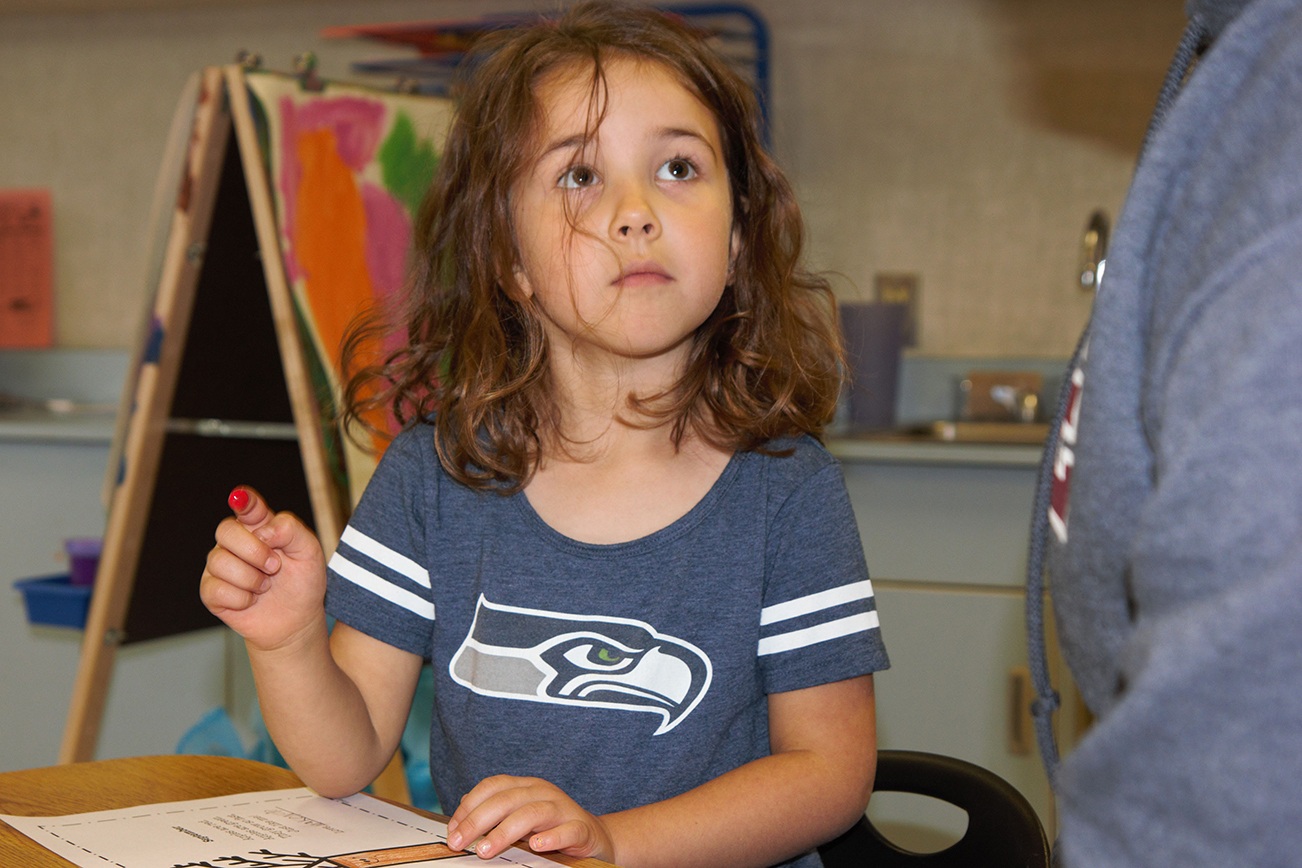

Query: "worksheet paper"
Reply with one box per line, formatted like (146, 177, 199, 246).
(1, 788, 562, 868)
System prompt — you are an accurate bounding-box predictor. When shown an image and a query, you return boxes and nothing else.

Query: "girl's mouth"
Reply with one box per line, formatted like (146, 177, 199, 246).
(614, 262, 671, 287)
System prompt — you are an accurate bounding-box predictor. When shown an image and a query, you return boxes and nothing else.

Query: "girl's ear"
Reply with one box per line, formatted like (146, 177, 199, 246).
(500, 258, 533, 300)
(513, 264, 535, 299)
(727, 224, 742, 284)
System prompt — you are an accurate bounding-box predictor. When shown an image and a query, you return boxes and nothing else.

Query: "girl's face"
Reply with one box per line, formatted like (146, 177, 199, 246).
(511, 56, 737, 378)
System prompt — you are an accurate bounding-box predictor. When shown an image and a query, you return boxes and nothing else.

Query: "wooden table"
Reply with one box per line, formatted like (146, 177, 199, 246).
(0, 754, 615, 867)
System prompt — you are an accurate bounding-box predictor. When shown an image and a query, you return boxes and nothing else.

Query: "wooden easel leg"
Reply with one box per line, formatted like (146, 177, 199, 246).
(59, 67, 233, 763)
(59, 603, 124, 762)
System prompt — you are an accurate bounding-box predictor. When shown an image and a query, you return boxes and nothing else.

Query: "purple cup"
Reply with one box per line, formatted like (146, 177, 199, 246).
(65, 537, 102, 586)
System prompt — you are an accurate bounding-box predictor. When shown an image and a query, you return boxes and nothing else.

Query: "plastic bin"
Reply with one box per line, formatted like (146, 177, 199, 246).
(14, 574, 92, 629)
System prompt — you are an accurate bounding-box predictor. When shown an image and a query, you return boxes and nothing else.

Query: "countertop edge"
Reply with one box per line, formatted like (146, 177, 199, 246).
(0, 411, 118, 445)
(828, 435, 1045, 468)
(2, 417, 1051, 466)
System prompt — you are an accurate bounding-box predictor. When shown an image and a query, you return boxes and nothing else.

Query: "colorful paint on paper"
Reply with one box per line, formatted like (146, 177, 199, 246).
(244, 72, 452, 502)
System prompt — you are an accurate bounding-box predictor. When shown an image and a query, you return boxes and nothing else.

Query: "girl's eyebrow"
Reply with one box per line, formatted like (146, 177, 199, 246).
(539, 133, 588, 162)
(657, 126, 718, 158)
(538, 126, 717, 163)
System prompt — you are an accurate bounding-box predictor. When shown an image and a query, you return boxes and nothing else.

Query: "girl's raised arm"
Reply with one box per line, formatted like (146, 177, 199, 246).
(201, 488, 423, 797)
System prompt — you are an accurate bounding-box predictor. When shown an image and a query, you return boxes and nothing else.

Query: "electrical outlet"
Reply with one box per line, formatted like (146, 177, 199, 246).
(873, 272, 920, 347)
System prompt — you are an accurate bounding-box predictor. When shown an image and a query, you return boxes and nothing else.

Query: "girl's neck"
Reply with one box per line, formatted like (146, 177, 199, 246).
(543, 411, 682, 467)
(544, 345, 689, 451)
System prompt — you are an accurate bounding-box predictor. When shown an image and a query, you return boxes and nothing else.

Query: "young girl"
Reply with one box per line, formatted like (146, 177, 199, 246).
(201, 4, 888, 866)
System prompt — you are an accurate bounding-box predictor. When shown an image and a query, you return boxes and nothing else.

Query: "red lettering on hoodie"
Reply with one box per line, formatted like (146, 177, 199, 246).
(1049, 346, 1087, 543)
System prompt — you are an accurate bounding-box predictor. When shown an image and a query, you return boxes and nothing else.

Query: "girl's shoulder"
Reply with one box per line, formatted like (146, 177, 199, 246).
(370, 420, 465, 496)
(736, 434, 841, 495)
(380, 420, 439, 468)
(749, 433, 837, 470)
(382, 418, 523, 495)
(362, 420, 510, 521)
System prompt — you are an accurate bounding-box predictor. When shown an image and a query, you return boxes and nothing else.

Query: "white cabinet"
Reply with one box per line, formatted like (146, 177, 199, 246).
(833, 438, 1068, 843)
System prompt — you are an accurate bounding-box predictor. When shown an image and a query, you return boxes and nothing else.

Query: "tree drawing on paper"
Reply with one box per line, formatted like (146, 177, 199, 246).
(171, 840, 468, 867)
(243, 71, 454, 503)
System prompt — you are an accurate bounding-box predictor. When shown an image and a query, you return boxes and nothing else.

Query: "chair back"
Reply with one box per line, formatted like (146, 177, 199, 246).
(818, 749, 1051, 868)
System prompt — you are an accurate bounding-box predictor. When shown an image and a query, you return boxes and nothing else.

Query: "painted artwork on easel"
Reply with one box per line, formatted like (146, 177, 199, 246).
(241, 70, 453, 503)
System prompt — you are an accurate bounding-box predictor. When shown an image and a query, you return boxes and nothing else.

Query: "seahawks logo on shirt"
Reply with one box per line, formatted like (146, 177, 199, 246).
(449, 595, 712, 734)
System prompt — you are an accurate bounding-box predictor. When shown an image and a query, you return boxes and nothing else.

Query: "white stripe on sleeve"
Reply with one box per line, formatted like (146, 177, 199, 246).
(340, 526, 431, 589)
(329, 552, 435, 621)
(760, 579, 874, 626)
(757, 610, 879, 657)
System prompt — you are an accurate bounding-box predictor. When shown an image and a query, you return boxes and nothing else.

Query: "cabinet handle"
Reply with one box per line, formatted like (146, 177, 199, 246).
(1008, 666, 1033, 756)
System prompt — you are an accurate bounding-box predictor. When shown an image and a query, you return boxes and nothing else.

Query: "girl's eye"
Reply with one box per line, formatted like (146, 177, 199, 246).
(558, 165, 598, 189)
(657, 158, 697, 181)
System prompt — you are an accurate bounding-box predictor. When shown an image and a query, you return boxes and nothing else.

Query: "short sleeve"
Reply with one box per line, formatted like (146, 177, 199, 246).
(758, 462, 889, 694)
(325, 428, 436, 659)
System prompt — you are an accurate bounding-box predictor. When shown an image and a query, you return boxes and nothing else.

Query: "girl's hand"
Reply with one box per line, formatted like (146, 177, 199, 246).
(445, 775, 615, 863)
(199, 486, 327, 653)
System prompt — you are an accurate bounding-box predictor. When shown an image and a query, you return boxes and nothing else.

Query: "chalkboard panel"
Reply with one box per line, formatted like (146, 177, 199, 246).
(169, 136, 295, 425)
(123, 433, 314, 644)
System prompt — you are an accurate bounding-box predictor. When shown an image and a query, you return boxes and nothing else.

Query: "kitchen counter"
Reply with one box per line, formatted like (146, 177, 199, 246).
(829, 429, 1045, 468)
(0, 349, 125, 443)
(829, 353, 1062, 468)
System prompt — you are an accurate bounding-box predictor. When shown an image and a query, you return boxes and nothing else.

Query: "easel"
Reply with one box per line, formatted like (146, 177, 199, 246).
(59, 65, 452, 803)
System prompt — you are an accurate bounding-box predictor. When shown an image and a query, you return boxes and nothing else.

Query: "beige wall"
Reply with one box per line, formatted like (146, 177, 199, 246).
(0, 0, 1185, 357)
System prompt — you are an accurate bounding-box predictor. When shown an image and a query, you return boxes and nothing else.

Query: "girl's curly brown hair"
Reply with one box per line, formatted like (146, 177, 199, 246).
(341, 0, 844, 492)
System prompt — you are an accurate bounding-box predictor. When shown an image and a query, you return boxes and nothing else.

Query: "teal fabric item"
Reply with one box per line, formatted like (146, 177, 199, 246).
(175, 702, 287, 769)
(175, 706, 246, 758)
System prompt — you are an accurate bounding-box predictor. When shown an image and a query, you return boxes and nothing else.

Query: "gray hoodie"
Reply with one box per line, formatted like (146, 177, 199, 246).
(1029, 0, 1302, 863)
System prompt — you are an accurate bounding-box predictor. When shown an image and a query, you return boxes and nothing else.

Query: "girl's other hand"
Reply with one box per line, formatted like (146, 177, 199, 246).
(445, 775, 615, 863)
(200, 485, 327, 653)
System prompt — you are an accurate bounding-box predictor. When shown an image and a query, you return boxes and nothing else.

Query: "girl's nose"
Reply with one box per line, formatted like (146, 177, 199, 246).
(609, 184, 660, 241)
(617, 220, 656, 238)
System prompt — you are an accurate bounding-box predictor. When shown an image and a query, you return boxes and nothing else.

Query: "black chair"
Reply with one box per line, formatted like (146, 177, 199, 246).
(818, 750, 1051, 868)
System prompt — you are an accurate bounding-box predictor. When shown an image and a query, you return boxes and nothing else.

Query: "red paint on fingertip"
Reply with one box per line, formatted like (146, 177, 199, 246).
(228, 487, 250, 512)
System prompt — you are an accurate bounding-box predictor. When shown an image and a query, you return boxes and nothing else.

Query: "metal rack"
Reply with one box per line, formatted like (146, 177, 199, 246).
(323, 3, 771, 137)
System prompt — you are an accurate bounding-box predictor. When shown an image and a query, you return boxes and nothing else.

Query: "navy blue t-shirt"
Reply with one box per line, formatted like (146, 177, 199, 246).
(326, 424, 888, 867)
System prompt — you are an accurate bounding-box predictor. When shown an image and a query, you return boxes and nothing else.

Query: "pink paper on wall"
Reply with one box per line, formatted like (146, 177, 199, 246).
(0, 188, 54, 348)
